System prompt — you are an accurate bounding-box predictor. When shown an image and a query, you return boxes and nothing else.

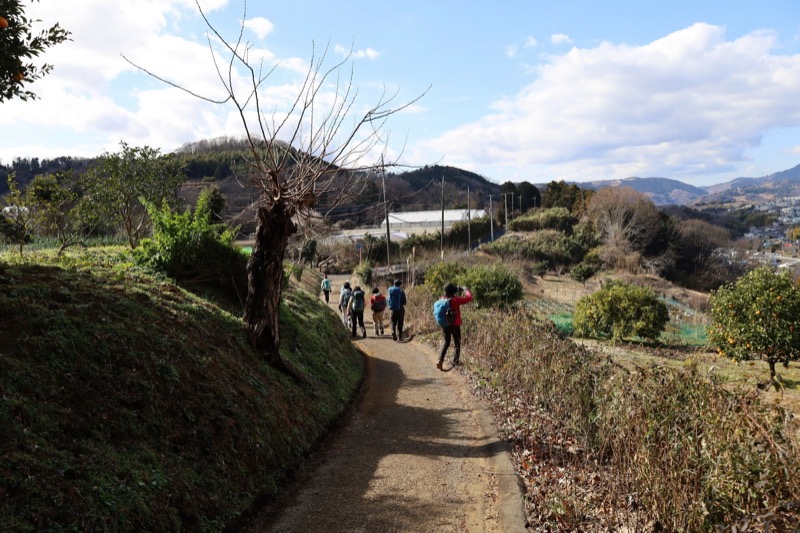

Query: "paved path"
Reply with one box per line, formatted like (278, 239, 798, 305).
(249, 275, 526, 532)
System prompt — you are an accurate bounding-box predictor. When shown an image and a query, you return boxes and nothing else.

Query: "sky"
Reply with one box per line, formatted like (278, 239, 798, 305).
(2, 0, 800, 187)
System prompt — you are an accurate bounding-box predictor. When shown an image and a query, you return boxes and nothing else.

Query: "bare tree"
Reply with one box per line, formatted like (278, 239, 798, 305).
(126, 1, 421, 366)
(585, 186, 662, 255)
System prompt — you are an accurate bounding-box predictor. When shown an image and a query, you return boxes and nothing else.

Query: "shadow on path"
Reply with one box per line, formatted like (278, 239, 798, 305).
(247, 274, 525, 532)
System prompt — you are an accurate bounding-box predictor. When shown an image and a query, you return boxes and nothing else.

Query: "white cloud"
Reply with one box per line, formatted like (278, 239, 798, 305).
(550, 33, 573, 46)
(0, 0, 324, 162)
(507, 37, 538, 59)
(334, 44, 379, 60)
(244, 16, 274, 40)
(422, 23, 800, 182)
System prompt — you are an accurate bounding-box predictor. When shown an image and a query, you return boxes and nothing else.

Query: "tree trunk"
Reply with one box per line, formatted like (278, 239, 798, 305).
(243, 203, 296, 361)
(769, 359, 779, 391)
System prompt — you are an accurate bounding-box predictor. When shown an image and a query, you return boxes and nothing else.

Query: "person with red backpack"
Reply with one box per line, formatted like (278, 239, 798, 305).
(436, 283, 472, 370)
(370, 286, 387, 335)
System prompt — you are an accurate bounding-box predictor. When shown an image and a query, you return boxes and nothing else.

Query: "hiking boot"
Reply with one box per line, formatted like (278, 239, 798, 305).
(392, 332, 397, 341)
(436, 361, 443, 370)
(380, 328, 384, 335)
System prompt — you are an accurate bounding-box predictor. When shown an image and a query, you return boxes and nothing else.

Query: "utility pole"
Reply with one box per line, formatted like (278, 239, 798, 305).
(440, 174, 445, 258)
(503, 193, 509, 228)
(467, 186, 471, 253)
(489, 195, 494, 241)
(382, 160, 391, 268)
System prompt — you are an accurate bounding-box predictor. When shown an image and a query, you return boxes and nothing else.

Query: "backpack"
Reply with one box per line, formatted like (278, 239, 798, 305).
(388, 286, 404, 310)
(433, 297, 455, 328)
(371, 294, 387, 312)
(351, 290, 365, 312)
(340, 288, 352, 309)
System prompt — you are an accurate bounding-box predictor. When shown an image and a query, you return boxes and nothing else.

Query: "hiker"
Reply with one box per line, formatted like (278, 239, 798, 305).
(348, 285, 367, 338)
(387, 279, 407, 341)
(436, 283, 473, 370)
(320, 273, 332, 303)
(339, 281, 353, 325)
(370, 286, 387, 335)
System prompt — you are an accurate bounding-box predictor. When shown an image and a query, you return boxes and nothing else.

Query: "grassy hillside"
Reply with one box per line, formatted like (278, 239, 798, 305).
(0, 248, 363, 531)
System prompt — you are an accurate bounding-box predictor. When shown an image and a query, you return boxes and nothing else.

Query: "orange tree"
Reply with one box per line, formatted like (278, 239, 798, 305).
(709, 265, 800, 389)
(0, 0, 69, 102)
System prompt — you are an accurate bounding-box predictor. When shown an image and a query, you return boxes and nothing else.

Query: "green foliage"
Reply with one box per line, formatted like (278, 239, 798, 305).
(133, 200, 246, 295)
(353, 262, 372, 286)
(287, 263, 303, 282)
(0, 173, 34, 252)
(531, 260, 549, 278)
(508, 207, 576, 233)
(26, 171, 100, 251)
(446, 215, 494, 248)
(424, 260, 467, 292)
(541, 180, 593, 212)
(516, 181, 541, 211)
(709, 266, 800, 385)
(569, 262, 596, 284)
(574, 280, 669, 341)
(196, 185, 226, 224)
(0, 0, 70, 102)
(300, 238, 317, 265)
(81, 142, 186, 248)
(460, 263, 523, 308)
(483, 230, 587, 270)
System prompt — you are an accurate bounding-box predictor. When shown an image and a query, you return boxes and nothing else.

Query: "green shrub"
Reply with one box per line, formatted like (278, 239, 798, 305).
(483, 230, 586, 269)
(288, 264, 303, 281)
(570, 262, 597, 284)
(424, 260, 467, 292)
(354, 262, 373, 286)
(507, 207, 576, 233)
(574, 280, 669, 341)
(133, 200, 247, 296)
(460, 263, 523, 308)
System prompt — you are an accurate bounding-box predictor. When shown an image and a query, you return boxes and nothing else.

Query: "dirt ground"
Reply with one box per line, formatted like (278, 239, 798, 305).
(246, 275, 527, 533)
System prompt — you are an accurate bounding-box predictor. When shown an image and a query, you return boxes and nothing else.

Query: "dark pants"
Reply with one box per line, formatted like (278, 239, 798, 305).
(323, 289, 330, 303)
(351, 310, 365, 336)
(391, 308, 405, 340)
(439, 325, 461, 364)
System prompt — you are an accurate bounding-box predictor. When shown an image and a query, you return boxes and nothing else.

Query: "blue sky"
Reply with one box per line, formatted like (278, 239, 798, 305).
(2, 0, 800, 187)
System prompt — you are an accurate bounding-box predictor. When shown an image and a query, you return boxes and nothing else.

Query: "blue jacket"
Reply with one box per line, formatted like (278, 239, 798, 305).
(387, 285, 406, 311)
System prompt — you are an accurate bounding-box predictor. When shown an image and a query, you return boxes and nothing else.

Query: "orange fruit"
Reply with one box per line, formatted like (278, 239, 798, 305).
(0, 16, 8, 29)
(13, 72, 23, 82)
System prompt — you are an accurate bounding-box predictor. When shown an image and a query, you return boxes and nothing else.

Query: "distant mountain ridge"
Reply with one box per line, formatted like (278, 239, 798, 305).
(573, 163, 800, 206)
(578, 177, 709, 206)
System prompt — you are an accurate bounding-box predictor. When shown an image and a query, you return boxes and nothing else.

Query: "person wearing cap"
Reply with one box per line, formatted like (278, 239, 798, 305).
(436, 283, 473, 370)
(387, 279, 407, 341)
(370, 286, 387, 335)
